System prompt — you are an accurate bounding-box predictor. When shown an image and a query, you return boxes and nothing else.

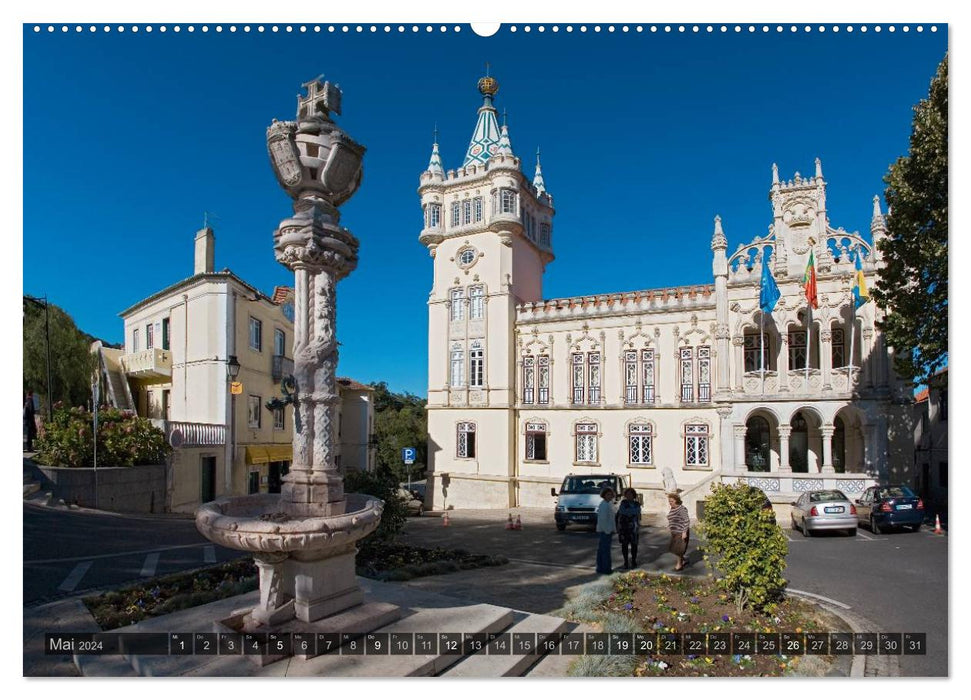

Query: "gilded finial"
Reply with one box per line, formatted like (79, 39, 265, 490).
(477, 63, 499, 97)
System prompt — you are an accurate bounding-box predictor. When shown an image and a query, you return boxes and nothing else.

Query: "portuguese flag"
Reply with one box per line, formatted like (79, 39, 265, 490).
(803, 250, 819, 309)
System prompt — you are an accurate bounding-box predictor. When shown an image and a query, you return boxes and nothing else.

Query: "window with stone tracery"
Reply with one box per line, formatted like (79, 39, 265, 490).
(684, 423, 710, 468)
(831, 328, 846, 368)
(588, 352, 601, 404)
(642, 349, 656, 403)
(469, 341, 484, 388)
(522, 356, 535, 404)
(575, 422, 598, 463)
(572, 353, 584, 404)
(698, 346, 711, 402)
(624, 348, 656, 404)
(450, 346, 465, 387)
(540, 222, 551, 247)
(426, 204, 441, 229)
(473, 197, 483, 223)
(525, 422, 547, 461)
(625, 351, 638, 404)
(744, 332, 774, 372)
(451, 202, 461, 227)
(450, 289, 465, 322)
(789, 330, 808, 370)
(469, 286, 484, 320)
(500, 188, 517, 215)
(538, 355, 550, 404)
(628, 423, 654, 466)
(680, 347, 694, 402)
(462, 199, 472, 225)
(456, 422, 476, 459)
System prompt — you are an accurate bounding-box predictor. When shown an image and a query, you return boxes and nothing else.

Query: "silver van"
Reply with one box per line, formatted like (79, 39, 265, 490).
(551, 473, 631, 531)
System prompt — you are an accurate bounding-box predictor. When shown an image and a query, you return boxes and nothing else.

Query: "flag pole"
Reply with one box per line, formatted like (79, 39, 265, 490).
(760, 310, 766, 395)
(806, 303, 812, 383)
(848, 245, 857, 377)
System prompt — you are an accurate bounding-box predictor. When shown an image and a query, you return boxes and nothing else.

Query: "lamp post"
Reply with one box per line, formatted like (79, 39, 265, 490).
(24, 294, 53, 419)
(227, 355, 241, 469)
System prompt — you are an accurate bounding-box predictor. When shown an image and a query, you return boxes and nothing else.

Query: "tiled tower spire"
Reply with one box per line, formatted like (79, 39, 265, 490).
(532, 148, 547, 195)
(462, 73, 502, 166)
(425, 125, 445, 179)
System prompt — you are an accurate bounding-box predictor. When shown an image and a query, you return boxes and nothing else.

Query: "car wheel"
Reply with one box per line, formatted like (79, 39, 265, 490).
(847, 528, 857, 537)
(556, 522, 567, 531)
(791, 516, 799, 534)
(801, 519, 812, 537)
(870, 516, 881, 534)
(909, 524, 921, 532)
(417, 505, 424, 517)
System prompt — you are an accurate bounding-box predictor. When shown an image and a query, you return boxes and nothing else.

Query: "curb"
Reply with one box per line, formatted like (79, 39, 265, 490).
(787, 591, 897, 677)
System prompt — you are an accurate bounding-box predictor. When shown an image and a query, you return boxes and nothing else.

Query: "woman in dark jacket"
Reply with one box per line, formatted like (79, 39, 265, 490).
(667, 493, 690, 571)
(616, 488, 642, 569)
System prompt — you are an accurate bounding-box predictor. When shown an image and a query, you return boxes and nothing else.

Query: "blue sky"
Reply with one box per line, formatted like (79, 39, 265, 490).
(22, 24, 946, 396)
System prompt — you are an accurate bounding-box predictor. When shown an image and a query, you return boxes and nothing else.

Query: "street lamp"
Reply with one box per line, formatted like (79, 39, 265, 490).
(227, 355, 240, 467)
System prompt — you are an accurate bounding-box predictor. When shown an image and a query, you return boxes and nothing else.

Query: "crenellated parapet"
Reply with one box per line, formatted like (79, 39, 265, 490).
(516, 284, 715, 324)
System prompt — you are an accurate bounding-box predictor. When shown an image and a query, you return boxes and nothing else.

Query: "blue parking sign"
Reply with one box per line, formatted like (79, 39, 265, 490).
(402, 447, 416, 465)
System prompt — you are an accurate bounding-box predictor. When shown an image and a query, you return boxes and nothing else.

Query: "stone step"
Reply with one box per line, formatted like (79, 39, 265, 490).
(74, 652, 140, 677)
(442, 611, 572, 677)
(281, 603, 515, 677)
(525, 622, 599, 677)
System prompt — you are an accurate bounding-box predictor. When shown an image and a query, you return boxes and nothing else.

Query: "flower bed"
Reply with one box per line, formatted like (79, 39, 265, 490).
(562, 571, 843, 677)
(84, 544, 508, 631)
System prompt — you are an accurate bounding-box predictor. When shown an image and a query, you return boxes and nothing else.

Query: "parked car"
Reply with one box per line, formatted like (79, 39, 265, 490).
(855, 485, 924, 533)
(396, 488, 424, 517)
(790, 489, 857, 536)
(752, 486, 777, 525)
(551, 473, 632, 531)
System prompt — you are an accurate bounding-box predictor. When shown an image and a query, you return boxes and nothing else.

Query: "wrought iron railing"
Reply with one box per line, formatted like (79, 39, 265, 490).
(151, 420, 226, 447)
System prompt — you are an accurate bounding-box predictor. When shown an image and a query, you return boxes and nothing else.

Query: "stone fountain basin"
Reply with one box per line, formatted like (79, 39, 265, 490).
(195, 493, 383, 556)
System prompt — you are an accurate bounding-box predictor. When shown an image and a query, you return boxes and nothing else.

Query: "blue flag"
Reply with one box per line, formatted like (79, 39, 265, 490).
(852, 249, 870, 310)
(759, 249, 781, 314)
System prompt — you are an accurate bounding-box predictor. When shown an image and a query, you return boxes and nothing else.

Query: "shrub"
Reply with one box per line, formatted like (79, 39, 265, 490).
(35, 404, 171, 468)
(344, 466, 408, 547)
(698, 482, 788, 612)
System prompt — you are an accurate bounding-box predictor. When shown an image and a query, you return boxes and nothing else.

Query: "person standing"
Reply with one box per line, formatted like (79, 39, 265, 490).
(616, 488, 642, 569)
(595, 487, 617, 575)
(667, 493, 690, 571)
(23, 391, 37, 452)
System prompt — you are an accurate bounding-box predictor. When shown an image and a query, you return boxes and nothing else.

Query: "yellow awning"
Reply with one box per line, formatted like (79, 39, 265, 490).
(245, 444, 292, 465)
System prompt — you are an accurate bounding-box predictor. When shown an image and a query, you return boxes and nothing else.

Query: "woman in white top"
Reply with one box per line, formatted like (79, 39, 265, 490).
(595, 487, 617, 574)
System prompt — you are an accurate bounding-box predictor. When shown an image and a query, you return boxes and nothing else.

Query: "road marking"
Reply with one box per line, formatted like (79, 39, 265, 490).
(787, 588, 852, 610)
(57, 561, 93, 592)
(783, 530, 794, 541)
(856, 530, 876, 541)
(24, 542, 219, 566)
(203, 545, 216, 563)
(140, 553, 160, 578)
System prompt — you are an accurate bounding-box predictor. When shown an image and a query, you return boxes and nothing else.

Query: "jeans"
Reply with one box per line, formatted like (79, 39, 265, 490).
(596, 531, 614, 574)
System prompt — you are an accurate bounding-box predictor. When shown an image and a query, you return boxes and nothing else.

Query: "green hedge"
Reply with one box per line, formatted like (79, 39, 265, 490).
(699, 483, 788, 612)
(35, 404, 170, 468)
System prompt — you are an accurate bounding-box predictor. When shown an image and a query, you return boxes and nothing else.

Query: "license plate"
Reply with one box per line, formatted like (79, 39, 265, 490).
(824, 506, 844, 514)
(896, 504, 913, 510)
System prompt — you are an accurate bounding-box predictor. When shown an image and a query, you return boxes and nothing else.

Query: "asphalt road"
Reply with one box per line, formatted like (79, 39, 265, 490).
(23, 503, 947, 677)
(23, 503, 245, 605)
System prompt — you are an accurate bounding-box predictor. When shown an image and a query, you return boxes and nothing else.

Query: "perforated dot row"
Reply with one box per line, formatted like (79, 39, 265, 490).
(31, 24, 938, 35)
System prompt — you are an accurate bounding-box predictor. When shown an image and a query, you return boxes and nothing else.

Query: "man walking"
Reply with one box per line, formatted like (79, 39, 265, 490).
(595, 487, 616, 575)
(23, 391, 37, 452)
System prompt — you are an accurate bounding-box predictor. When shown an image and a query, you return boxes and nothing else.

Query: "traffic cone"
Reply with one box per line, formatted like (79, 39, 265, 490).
(505, 514, 514, 530)
(514, 515, 523, 531)
(934, 514, 944, 534)
(442, 512, 450, 527)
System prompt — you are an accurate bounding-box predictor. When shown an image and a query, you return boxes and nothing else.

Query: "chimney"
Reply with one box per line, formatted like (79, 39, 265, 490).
(194, 227, 215, 274)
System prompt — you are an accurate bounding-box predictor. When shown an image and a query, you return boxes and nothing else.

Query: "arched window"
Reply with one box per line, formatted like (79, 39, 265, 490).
(745, 416, 771, 472)
(790, 412, 809, 472)
(744, 331, 774, 371)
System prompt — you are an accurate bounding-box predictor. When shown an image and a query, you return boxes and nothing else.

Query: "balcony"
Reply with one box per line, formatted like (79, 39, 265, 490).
(272, 355, 294, 381)
(122, 348, 172, 381)
(150, 420, 226, 448)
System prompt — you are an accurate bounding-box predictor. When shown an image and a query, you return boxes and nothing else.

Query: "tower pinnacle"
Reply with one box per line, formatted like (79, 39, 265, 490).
(533, 148, 547, 195)
(464, 72, 502, 166)
(425, 126, 445, 179)
(711, 215, 727, 250)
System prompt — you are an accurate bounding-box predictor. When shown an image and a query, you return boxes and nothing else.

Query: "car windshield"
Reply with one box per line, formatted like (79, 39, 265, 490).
(561, 477, 618, 494)
(809, 490, 848, 503)
(877, 486, 916, 499)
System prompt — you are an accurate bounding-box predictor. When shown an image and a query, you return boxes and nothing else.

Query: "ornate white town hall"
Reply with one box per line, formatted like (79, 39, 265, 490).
(418, 74, 914, 512)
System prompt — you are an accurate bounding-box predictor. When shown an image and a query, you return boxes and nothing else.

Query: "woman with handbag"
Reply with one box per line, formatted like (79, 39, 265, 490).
(667, 493, 690, 571)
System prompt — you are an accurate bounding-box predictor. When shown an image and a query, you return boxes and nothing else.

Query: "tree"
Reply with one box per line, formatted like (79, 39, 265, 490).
(23, 297, 98, 411)
(872, 54, 948, 388)
(369, 382, 427, 483)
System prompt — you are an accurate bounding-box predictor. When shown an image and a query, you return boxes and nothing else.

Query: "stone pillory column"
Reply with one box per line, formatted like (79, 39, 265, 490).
(196, 78, 389, 634)
(268, 77, 365, 519)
